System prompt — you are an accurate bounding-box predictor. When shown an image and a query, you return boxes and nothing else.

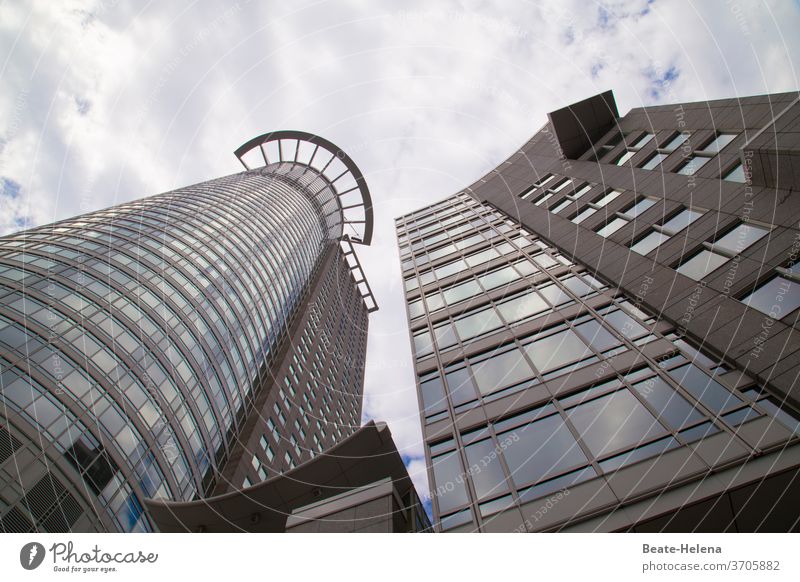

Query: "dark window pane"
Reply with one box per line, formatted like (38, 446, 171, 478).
(665, 363, 742, 413)
(631, 376, 705, 429)
(566, 389, 667, 457)
(464, 439, 509, 500)
(431, 451, 469, 514)
(574, 319, 622, 352)
(420, 375, 447, 415)
(500, 413, 588, 487)
(445, 367, 478, 406)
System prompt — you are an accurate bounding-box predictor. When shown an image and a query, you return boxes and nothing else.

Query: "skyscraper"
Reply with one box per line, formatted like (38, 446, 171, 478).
(0, 130, 426, 533)
(397, 91, 800, 532)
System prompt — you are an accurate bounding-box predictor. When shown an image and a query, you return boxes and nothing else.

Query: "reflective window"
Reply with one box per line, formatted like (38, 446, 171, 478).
(615, 150, 636, 165)
(413, 329, 434, 357)
(597, 218, 628, 238)
(432, 451, 469, 514)
(523, 328, 591, 374)
(630, 375, 704, 429)
(572, 207, 597, 224)
(497, 291, 550, 324)
(631, 231, 670, 255)
(741, 273, 800, 317)
(661, 132, 689, 152)
(665, 364, 742, 413)
(419, 373, 447, 416)
(574, 319, 622, 352)
(500, 412, 588, 487)
(445, 365, 478, 406)
(433, 322, 459, 350)
(723, 163, 746, 183)
(713, 223, 770, 254)
(662, 209, 704, 234)
(442, 279, 482, 306)
(623, 197, 657, 218)
(676, 249, 729, 280)
(471, 346, 535, 395)
(479, 265, 520, 291)
(700, 133, 737, 153)
(630, 133, 655, 149)
(465, 439, 509, 499)
(566, 389, 666, 457)
(677, 155, 710, 175)
(641, 153, 667, 170)
(454, 307, 503, 341)
(594, 190, 622, 207)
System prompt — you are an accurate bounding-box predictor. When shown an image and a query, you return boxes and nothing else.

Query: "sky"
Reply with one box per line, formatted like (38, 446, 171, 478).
(1, 0, 799, 505)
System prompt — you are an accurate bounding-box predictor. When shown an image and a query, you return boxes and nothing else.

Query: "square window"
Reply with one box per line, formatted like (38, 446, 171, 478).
(676, 249, 729, 280)
(567, 389, 667, 458)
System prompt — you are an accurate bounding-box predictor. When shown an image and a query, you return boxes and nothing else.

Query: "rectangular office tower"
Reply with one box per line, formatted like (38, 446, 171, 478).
(396, 91, 800, 532)
(1, 131, 428, 533)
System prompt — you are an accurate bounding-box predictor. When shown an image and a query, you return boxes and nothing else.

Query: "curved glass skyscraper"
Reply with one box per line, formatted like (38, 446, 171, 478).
(0, 131, 381, 532)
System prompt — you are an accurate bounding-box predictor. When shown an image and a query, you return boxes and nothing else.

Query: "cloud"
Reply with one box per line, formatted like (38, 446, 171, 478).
(1, 0, 798, 505)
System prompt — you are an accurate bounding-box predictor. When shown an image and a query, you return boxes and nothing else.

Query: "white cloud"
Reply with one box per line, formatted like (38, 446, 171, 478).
(1, 0, 798, 504)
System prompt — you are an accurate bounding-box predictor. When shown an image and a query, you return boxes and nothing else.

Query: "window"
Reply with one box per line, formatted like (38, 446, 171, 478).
(465, 439, 509, 499)
(496, 291, 550, 324)
(630, 231, 670, 255)
(522, 328, 592, 374)
(413, 329, 434, 357)
(676, 249, 730, 280)
(630, 375, 704, 429)
(723, 163, 746, 183)
(550, 199, 572, 214)
(419, 373, 447, 417)
(741, 264, 800, 317)
(433, 321, 458, 349)
(622, 197, 656, 218)
(442, 279, 482, 306)
(630, 208, 705, 256)
(499, 412, 588, 487)
(551, 178, 573, 193)
(566, 389, 666, 458)
(700, 133, 737, 153)
(615, 150, 636, 165)
(713, 223, 769, 254)
(677, 222, 770, 280)
(479, 265, 519, 290)
(677, 155, 710, 175)
(445, 365, 478, 406)
(630, 133, 655, 149)
(661, 132, 689, 152)
(640, 153, 667, 170)
(534, 192, 554, 206)
(593, 190, 622, 207)
(471, 345, 535, 395)
(665, 364, 742, 413)
(572, 207, 597, 224)
(432, 451, 469, 513)
(596, 218, 628, 238)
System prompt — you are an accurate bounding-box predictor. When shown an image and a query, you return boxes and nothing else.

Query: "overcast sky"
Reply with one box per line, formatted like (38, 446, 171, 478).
(1, 0, 799, 504)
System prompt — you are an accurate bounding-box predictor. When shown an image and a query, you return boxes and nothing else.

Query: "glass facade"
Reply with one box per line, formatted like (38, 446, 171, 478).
(1, 132, 375, 533)
(396, 191, 800, 532)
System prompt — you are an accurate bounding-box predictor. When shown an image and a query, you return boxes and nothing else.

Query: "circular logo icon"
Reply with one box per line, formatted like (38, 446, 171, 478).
(20, 542, 46, 570)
